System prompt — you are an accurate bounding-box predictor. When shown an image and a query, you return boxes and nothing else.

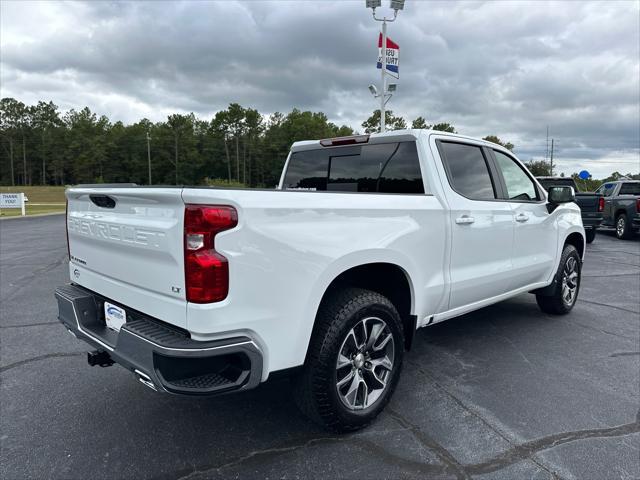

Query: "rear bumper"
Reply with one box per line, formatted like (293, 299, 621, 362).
(54, 284, 263, 395)
(632, 214, 640, 231)
(582, 212, 603, 229)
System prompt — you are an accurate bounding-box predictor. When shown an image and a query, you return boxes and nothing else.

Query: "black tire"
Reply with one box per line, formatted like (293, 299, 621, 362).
(585, 228, 596, 244)
(536, 244, 581, 315)
(615, 213, 633, 239)
(293, 287, 404, 432)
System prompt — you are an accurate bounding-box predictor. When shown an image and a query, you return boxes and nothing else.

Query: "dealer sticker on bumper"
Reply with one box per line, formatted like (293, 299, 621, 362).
(104, 302, 126, 332)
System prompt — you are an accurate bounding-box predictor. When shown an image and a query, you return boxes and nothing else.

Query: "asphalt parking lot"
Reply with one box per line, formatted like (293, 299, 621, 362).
(1, 214, 638, 480)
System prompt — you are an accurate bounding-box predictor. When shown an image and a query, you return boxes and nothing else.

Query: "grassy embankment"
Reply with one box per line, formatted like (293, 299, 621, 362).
(0, 186, 67, 217)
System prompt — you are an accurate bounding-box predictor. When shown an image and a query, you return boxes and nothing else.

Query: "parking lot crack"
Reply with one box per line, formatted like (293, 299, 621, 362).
(0, 352, 83, 373)
(610, 351, 640, 358)
(465, 418, 640, 475)
(406, 360, 563, 478)
(578, 298, 639, 315)
(1, 321, 60, 329)
(406, 360, 639, 477)
(386, 407, 470, 479)
(166, 430, 453, 480)
(566, 318, 634, 339)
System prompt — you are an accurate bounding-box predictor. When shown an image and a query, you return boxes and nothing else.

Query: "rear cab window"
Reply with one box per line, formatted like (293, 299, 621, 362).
(283, 141, 424, 194)
(619, 183, 640, 195)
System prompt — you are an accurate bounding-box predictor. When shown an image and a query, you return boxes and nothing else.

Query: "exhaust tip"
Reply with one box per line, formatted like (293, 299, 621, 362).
(135, 369, 157, 391)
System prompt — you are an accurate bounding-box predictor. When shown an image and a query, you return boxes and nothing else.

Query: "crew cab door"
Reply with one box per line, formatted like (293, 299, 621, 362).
(489, 149, 557, 287)
(595, 182, 617, 224)
(434, 140, 514, 310)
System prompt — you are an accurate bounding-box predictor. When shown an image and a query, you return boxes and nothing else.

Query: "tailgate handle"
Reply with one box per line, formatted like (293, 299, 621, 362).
(89, 195, 116, 209)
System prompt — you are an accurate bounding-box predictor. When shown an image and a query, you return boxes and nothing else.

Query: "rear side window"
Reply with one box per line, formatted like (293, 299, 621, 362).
(283, 141, 424, 194)
(438, 142, 496, 200)
(619, 183, 640, 195)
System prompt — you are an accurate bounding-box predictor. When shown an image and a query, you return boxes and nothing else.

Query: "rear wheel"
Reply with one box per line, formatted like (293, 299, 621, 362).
(585, 228, 596, 244)
(616, 213, 632, 239)
(293, 288, 404, 432)
(536, 244, 581, 315)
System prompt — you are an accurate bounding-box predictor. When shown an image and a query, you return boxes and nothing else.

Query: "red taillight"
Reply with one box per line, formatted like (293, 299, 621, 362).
(184, 205, 238, 303)
(598, 196, 605, 212)
(636, 198, 640, 212)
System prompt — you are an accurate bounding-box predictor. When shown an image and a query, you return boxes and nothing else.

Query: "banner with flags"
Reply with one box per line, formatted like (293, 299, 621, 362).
(377, 33, 399, 78)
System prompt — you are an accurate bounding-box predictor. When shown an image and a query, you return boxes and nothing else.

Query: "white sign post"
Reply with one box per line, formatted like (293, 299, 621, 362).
(0, 193, 26, 216)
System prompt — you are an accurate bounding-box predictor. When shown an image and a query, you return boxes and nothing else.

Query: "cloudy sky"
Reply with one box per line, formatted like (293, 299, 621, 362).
(1, 0, 638, 177)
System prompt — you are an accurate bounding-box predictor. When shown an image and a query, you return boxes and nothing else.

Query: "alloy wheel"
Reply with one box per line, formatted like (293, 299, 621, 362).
(561, 256, 579, 306)
(617, 217, 626, 238)
(335, 317, 395, 410)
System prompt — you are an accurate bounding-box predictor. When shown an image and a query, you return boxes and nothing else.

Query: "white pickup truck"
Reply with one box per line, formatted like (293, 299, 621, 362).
(55, 129, 585, 431)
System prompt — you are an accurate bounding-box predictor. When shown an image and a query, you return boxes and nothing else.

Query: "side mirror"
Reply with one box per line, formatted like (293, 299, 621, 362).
(548, 186, 575, 203)
(547, 186, 575, 212)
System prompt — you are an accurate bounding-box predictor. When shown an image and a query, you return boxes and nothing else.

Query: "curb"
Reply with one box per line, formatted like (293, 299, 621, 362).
(0, 212, 65, 221)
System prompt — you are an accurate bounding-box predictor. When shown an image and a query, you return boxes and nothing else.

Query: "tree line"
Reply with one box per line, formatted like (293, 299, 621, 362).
(0, 98, 356, 188)
(3, 97, 633, 189)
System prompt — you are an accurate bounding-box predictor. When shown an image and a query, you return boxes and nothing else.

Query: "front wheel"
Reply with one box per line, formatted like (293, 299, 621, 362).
(293, 288, 404, 432)
(536, 244, 581, 315)
(585, 228, 596, 244)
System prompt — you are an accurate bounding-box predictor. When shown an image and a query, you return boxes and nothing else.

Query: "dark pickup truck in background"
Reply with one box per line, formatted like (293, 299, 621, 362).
(537, 177, 603, 243)
(594, 180, 640, 239)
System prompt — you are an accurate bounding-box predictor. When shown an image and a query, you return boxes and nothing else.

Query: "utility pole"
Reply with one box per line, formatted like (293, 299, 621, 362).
(550, 138, 554, 176)
(146, 131, 152, 185)
(545, 126, 549, 163)
(380, 18, 388, 132)
(41, 128, 46, 185)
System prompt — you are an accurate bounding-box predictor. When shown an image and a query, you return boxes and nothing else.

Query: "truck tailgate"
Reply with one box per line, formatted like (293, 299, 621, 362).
(575, 193, 601, 212)
(66, 187, 187, 328)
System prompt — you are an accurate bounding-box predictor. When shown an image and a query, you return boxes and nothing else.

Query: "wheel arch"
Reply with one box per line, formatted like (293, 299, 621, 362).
(614, 208, 627, 219)
(309, 260, 417, 355)
(564, 231, 585, 260)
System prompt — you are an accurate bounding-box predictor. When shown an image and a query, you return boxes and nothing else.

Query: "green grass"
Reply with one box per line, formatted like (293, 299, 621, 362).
(0, 204, 65, 217)
(0, 186, 67, 217)
(0, 186, 67, 203)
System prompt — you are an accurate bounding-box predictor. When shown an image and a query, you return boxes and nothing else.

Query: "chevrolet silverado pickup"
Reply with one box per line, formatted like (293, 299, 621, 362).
(536, 176, 603, 243)
(594, 180, 640, 239)
(55, 129, 585, 431)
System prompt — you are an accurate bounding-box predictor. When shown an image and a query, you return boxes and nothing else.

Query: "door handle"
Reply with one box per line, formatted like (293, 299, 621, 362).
(515, 213, 529, 223)
(455, 215, 475, 225)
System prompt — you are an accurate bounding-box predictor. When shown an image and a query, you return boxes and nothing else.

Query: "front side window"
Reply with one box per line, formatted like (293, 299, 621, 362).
(283, 141, 424, 194)
(493, 150, 539, 201)
(439, 142, 496, 200)
(619, 182, 640, 195)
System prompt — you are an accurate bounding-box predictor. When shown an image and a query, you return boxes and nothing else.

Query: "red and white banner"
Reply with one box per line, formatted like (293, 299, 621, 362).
(377, 33, 399, 78)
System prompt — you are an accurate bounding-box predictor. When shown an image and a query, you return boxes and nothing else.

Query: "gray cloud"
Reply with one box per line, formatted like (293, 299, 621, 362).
(1, 0, 638, 177)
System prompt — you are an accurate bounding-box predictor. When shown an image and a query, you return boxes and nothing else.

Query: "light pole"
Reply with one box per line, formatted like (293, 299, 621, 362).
(146, 131, 152, 185)
(366, 0, 404, 133)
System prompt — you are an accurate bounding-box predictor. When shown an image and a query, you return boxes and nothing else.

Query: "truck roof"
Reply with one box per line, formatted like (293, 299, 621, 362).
(290, 129, 514, 153)
(601, 179, 640, 184)
(536, 176, 573, 180)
